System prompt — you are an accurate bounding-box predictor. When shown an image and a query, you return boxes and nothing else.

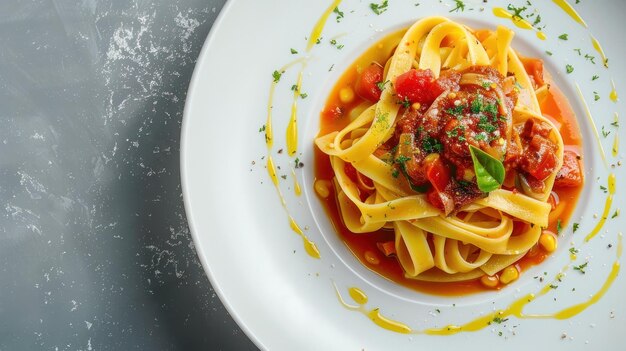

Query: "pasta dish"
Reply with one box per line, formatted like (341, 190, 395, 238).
(314, 17, 583, 293)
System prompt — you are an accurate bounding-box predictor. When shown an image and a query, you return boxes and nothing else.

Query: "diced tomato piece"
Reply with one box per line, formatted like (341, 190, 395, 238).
(344, 162, 358, 183)
(376, 241, 396, 257)
(354, 64, 383, 102)
(521, 57, 545, 87)
(394, 69, 443, 104)
(425, 157, 451, 193)
(426, 188, 454, 215)
(554, 150, 583, 187)
(523, 135, 558, 181)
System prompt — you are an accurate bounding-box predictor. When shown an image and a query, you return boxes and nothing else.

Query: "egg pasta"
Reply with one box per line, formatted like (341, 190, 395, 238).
(315, 17, 581, 286)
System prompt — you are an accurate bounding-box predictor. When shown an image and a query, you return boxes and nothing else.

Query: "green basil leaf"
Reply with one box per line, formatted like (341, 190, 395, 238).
(469, 145, 505, 192)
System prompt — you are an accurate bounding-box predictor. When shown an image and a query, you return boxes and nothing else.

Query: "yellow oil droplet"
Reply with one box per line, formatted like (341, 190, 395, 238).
(348, 287, 368, 305)
(289, 216, 320, 259)
(552, 0, 588, 27)
(303, 238, 321, 259)
(493, 7, 511, 19)
(307, 0, 343, 51)
(585, 173, 615, 242)
(608, 173, 616, 194)
(591, 36, 609, 68)
(287, 72, 303, 156)
(610, 80, 619, 102)
(292, 170, 302, 196)
(367, 309, 412, 334)
(536, 31, 547, 40)
(267, 156, 279, 186)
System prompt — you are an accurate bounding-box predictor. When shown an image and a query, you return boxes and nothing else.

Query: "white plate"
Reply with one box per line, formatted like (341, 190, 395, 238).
(182, 1, 626, 349)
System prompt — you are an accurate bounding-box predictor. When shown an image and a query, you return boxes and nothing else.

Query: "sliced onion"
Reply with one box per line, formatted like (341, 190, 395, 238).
(515, 173, 544, 200)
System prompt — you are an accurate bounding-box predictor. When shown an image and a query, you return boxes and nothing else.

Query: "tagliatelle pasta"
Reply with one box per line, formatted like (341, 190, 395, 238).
(314, 17, 584, 292)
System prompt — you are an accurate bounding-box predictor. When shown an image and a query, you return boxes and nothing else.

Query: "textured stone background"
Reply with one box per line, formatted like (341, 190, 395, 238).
(0, 0, 256, 349)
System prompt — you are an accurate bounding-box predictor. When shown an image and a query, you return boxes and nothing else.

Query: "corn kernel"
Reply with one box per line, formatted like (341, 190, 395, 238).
(499, 266, 519, 284)
(411, 102, 421, 110)
(314, 179, 332, 199)
(539, 231, 558, 252)
(480, 274, 499, 288)
(447, 92, 457, 99)
(339, 87, 355, 104)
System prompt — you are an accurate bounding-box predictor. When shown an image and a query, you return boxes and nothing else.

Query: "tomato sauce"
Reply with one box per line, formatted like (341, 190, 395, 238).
(314, 31, 583, 296)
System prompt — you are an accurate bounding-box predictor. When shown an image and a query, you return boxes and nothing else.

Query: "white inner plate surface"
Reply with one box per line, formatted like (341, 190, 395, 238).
(182, 1, 626, 350)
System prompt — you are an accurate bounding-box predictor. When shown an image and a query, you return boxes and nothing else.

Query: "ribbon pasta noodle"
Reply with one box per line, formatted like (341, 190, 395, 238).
(315, 17, 584, 290)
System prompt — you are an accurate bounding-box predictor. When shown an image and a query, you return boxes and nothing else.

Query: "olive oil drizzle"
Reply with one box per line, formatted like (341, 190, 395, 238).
(552, 0, 588, 27)
(591, 35, 609, 68)
(576, 83, 608, 169)
(492, 7, 546, 40)
(610, 79, 619, 102)
(335, 233, 623, 335)
(265, 57, 319, 258)
(585, 173, 616, 242)
(307, 0, 343, 52)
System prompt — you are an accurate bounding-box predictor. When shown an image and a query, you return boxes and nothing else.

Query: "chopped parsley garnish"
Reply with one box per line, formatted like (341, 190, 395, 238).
(400, 97, 411, 108)
(395, 155, 411, 165)
(594, 91, 600, 101)
(291, 84, 299, 92)
(565, 64, 574, 74)
(422, 137, 443, 153)
(573, 222, 579, 232)
(611, 120, 619, 127)
(294, 158, 303, 169)
(330, 39, 337, 45)
(549, 284, 558, 289)
(300, 93, 308, 99)
(376, 80, 390, 92)
(369, 0, 389, 15)
(478, 115, 498, 133)
(600, 185, 608, 193)
(569, 247, 579, 254)
(491, 316, 508, 324)
(259, 125, 266, 132)
(449, 0, 465, 13)
(507, 4, 527, 21)
(546, 51, 553, 56)
(272, 70, 282, 82)
(558, 33, 569, 40)
(573, 262, 588, 274)
(592, 75, 599, 81)
(445, 104, 466, 116)
(484, 103, 498, 116)
(481, 81, 492, 89)
(290, 48, 298, 54)
(475, 133, 486, 141)
(574, 48, 582, 56)
(556, 219, 562, 234)
(471, 94, 484, 114)
(601, 126, 610, 138)
(533, 14, 542, 27)
(391, 169, 399, 178)
(333, 7, 344, 22)
(612, 209, 620, 218)
(584, 54, 596, 64)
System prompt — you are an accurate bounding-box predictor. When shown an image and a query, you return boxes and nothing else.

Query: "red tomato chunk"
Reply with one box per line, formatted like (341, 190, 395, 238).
(554, 150, 583, 187)
(355, 64, 383, 102)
